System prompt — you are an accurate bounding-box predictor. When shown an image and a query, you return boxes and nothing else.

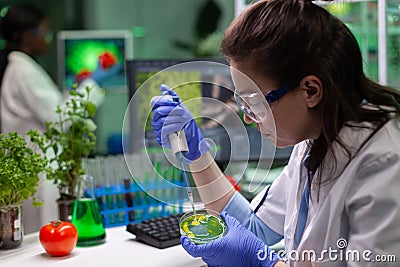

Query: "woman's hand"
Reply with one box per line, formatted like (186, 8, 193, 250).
(150, 84, 209, 162)
(181, 212, 281, 267)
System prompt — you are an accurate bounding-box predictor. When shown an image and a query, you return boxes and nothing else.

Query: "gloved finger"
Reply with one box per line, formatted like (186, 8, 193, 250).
(151, 116, 185, 135)
(150, 116, 165, 132)
(152, 105, 185, 121)
(153, 132, 171, 148)
(153, 127, 172, 147)
(160, 84, 181, 102)
(164, 116, 189, 127)
(152, 116, 186, 133)
(151, 107, 174, 122)
(181, 236, 206, 258)
(220, 211, 241, 230)
(160, 84, 177, 96)
(151, 118, 183, 136)
(162, 123, 185, 135)
(151, 97, 178, 110)
(220, 211, 229, 219)
(160, 135, 171, 147)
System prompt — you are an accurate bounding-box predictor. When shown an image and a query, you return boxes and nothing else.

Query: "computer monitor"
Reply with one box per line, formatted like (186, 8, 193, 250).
(57, 30, 133, 90)
(125, 59, 293, 164)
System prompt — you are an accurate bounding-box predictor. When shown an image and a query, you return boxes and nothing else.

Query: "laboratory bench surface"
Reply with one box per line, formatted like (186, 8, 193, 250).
(0, 226, 206, 267)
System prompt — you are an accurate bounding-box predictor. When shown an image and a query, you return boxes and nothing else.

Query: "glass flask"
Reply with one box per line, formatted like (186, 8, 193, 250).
(72, 175, 106, 246)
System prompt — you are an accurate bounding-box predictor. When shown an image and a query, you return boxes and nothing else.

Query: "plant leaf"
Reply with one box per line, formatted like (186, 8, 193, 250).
(85, 101, 97, 117)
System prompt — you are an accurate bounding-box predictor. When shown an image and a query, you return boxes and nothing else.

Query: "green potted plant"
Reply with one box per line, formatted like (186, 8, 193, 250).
(32, 86, 98, 221)
(0, 131, 47, 249)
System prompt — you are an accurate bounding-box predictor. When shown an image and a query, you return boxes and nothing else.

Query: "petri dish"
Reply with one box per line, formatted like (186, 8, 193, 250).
(179, 209, 227, 245)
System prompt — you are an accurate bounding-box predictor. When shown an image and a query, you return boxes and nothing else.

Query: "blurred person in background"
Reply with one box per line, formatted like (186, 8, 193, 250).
(0, 3, 117, 233)
(0, 3, 111, 135)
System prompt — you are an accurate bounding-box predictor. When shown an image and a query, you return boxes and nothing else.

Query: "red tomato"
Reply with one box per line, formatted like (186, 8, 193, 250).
(39, 221, 78, 257)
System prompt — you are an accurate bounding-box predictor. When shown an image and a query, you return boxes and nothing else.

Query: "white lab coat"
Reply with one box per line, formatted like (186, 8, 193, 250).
(0, 51, 103, 234)
(250, 117, 400, 266)
(1, 51, 102, 134)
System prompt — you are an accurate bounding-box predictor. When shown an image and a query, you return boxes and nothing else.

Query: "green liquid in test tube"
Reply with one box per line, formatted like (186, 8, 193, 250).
(160, 168, 168, 200)
(116, 194, 124, 208)
(136, 209, 143, 221)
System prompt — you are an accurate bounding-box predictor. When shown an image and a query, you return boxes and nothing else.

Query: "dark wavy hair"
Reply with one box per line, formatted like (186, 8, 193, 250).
(0, 3, 44, 132)
(222, 0, 400, 197)
(0, 3, 45, 86)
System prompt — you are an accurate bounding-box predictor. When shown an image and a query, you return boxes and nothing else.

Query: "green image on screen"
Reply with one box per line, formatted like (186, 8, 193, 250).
(64, 38, 125, 89)
(134, 70, 203, 132)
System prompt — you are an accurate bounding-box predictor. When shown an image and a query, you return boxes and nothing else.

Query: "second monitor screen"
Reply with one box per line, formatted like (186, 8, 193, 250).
(130, 61, 242, 133)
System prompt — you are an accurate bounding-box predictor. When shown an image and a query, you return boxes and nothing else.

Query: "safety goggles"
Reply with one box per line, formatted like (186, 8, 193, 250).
(234, 81, 299, 123)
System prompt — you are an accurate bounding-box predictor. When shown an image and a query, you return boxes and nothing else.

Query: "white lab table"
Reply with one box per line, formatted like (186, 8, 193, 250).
(0, 226, 206, 267)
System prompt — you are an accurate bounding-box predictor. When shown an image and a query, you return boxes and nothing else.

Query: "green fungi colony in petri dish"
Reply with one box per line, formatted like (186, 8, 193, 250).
(180, 212, 226, 244)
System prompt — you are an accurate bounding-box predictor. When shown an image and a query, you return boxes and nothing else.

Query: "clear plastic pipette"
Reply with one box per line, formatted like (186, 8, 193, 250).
(176, 151, 196, 214)
(150, 95, 196, 214)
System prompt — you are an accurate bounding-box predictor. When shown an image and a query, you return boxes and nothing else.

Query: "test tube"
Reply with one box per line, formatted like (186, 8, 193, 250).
(96, 156, 115, 225)
(124, 178, 135, 221)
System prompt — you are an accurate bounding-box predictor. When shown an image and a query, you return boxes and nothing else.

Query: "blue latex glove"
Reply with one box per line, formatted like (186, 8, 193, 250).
(151, 84, 210, 162)
(91, 59, 122, 85)
(181, 212, 281, 267)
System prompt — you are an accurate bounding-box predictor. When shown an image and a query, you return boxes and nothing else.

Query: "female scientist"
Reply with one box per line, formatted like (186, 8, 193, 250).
(151, 0, 400, 266)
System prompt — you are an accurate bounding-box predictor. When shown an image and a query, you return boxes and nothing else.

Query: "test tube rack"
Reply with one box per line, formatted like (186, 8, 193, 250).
(93, 179, 186, 228)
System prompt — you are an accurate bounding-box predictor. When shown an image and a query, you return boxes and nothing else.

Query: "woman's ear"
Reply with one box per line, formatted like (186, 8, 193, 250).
(299, 75, 323, 108)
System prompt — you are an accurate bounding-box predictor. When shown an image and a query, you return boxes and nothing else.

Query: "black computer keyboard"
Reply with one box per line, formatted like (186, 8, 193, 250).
(126, 213, 183, 249)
